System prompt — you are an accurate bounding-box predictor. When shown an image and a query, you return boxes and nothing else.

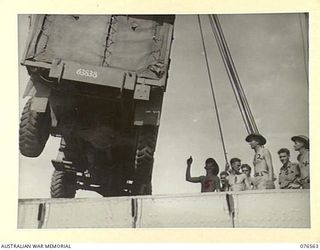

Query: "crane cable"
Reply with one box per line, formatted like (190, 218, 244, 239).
(210, 14, 258, 134)
(209, 14, 255, 133)
(207, 15, 251, 134)
(209, 14, 259, 134)
(197, 15, 229, 165)
(298, 13, 309, 85)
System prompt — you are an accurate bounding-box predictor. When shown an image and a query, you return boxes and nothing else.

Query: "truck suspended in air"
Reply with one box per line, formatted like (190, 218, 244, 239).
(19, 15, 175, 197)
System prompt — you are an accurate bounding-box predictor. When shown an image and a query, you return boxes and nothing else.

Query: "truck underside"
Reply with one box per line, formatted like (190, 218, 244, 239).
(20, 71, 160, 197)
(19, 14, 174, 197)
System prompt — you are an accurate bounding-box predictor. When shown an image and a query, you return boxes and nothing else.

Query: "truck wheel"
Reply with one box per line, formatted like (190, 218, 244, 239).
(50, 170, 77, 198)
(132, 126, 158, 195)
(19, 98, 51, 157)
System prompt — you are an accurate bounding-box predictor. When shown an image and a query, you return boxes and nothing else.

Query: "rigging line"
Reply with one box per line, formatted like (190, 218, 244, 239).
(209, 17, 248, 130)
(212, 14, 258, 133)
(299, 13, 309, 85)
(210, 15, 254, 135)
(210, 15, 255, 133)
(209, 15, 254, 134)
(197, 15, 229, 164)
(207, 15, 251, 134)
(212, 14, 257, 133)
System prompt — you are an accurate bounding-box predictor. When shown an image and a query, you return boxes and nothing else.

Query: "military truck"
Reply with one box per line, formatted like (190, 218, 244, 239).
(19, 15, 175, 197)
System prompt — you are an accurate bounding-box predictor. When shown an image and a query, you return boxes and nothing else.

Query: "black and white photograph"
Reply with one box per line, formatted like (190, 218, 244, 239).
(17, 13, 309, 229)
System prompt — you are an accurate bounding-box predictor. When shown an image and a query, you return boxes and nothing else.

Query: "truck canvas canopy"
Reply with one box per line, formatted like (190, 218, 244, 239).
(23, 15, 175, 81)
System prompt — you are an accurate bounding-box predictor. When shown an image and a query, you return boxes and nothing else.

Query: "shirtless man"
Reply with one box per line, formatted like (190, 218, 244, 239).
(219, 171, 229, 191)
(291, 135, 309, 189)
(186, 156, 220, 192)
(225, 158, 251, 191)
(245, 133, 275, 189)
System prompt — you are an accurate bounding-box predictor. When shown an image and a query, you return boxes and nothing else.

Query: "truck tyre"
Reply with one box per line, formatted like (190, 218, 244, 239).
(132, 126, 158, 195)
(19, 98, 51, 157)
(50, 170, 77, 198)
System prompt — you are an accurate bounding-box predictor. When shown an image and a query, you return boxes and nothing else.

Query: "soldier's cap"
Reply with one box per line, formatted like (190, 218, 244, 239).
(291, 135, 309, 149)
(245, 133, 266, 145)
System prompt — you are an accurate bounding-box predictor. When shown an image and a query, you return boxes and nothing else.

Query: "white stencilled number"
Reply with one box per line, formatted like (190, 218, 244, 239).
(76, 68, 98, 78)
(76, 68, 82, 75)
(89, 70, 97, 78)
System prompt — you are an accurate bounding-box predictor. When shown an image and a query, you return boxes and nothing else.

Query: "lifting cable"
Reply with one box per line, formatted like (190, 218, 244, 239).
(197, 15, 229, 165)
(210, 14, 255, 133)
(209, 14, 259, 134)
(298, 13, 309, 85)
(207, 15, 251, 134)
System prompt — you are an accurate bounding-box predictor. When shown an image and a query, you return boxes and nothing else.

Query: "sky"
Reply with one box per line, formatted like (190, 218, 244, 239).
(18, 14, 308, 198)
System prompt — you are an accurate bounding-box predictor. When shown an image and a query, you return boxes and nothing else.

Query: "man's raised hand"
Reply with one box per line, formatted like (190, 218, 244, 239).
(187, 156, 193, 166)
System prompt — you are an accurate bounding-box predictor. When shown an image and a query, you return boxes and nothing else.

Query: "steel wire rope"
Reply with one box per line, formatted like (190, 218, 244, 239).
(211, 15, 259, 134)
(216, 15, 258, 133)
(210, 15, 254, 133)
(211, 15, 255, 132)
(197, 15, 229, 165)
(207, 15, 251, 134)
(211, 15, 258, 133)
(298, 13, 309, 85)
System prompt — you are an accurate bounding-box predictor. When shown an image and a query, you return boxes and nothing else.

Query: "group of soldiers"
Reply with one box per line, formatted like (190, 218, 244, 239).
(186, 133, 310, 192)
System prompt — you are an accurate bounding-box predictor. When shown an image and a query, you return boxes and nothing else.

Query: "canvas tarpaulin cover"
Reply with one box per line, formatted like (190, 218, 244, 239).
(24, 15, 174, 80)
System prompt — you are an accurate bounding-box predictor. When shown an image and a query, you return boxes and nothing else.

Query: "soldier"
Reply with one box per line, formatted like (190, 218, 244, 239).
(246, 133, 275, 189)
(186, 156, 221, 192)
(291, 135, 310, 189)
(278, 148, 301, 189)
(225, 158, 251, 191)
